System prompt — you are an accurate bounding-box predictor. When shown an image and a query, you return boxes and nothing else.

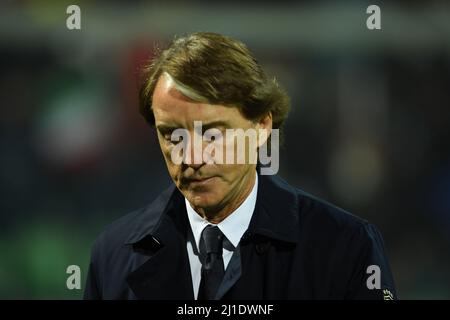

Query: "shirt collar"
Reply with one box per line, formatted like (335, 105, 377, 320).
(185, 172, 258, 250)
(124, 173, 300, 247)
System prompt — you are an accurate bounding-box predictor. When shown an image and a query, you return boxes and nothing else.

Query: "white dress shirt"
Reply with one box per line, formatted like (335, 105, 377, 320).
(185, 172, 258, 299)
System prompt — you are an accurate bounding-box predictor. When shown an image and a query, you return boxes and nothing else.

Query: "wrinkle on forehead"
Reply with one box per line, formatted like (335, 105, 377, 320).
(154, 74, 209, 115)
(152, 72, 249, 130)
(153, 75, 206, 122)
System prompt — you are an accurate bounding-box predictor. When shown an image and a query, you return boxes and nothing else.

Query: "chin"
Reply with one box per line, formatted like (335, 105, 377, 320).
(187, 191, 222, 211)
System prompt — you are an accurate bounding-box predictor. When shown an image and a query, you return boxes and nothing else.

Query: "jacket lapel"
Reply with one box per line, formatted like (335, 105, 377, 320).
(123, 174, 300, 300)
(217, 174, 300, 299)
(215, 246, 242, 299)
(125, 187, 194, 299)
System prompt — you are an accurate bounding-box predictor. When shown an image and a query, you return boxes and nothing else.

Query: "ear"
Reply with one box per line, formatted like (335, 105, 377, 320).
(255, 112, 272, 148)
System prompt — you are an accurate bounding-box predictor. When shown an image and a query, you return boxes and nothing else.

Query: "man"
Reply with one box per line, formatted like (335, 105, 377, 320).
(84, 32, 397, 300)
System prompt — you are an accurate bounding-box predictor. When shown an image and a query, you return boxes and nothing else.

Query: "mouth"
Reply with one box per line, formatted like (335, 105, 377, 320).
(184, 176, 218, 187)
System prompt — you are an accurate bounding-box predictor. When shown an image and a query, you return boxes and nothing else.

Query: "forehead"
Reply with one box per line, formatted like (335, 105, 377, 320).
(152, 73, 247, 128)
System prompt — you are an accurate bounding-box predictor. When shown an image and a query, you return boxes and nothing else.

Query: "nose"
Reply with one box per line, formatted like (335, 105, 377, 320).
(183, 131, 205, 170)
(187, 162, 203, 170)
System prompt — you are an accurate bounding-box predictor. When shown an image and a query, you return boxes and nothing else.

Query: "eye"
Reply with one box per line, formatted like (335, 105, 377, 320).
(158, 129, 172, 140)
(164, 135, 179, 145)
(162, 132, 183, 145)
(203, 128, 224, 141)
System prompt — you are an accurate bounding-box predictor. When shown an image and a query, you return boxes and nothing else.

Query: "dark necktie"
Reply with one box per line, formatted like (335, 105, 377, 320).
(198, 225, 225, 300)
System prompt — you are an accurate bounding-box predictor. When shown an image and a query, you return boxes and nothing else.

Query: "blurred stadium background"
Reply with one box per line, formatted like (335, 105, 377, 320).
(0, 0, 449, 299)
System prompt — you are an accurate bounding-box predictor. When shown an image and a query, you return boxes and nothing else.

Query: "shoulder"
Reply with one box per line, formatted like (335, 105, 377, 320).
(258, 175, 396, 298)
(289, 179, 388, 266)
(297, 187, 372, 237)
(268, 174, 381, 246)
(90, 184, 177, 258)
(266, 174, 371, 230)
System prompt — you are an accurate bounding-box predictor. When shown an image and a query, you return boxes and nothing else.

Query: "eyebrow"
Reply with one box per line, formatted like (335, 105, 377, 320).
(201, 120, 232, 131)
(156, 120, 232, 133)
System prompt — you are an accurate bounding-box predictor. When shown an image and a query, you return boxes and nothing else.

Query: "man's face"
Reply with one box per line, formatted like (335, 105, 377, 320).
(152, 73, 270, 217)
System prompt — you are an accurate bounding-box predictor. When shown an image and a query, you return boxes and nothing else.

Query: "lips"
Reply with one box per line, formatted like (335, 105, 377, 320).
(190, 176, 212, 182)
(189, 176, 213, 182)
(184, 176, 217, 186)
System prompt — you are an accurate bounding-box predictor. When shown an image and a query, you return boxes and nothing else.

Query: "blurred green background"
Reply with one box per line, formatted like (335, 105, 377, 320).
(1, 0, 450, 299)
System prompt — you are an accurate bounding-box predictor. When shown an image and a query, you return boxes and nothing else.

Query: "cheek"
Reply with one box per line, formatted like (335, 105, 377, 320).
(158, 139, 173, 161)
(158, 141, 179, 173)
(161, 146, 172, 162)
(165, 160, 181, 185)
(218, 164, 248, 182)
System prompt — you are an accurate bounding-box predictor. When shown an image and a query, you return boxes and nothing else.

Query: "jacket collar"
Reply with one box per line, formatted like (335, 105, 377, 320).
(125, 185, 194, 299)
(124, 174, 300, 299)
(124, 183, 179, 246)
(245, 174, 299, 244)
(124, 174, 300, 247)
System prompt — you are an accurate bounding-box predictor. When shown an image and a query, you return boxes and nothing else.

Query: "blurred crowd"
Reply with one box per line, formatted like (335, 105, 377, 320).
(0, 0, 449, 299)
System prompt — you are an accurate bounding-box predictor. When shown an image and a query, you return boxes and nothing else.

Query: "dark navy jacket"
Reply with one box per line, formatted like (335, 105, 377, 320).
(84, 174, 397, 300)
